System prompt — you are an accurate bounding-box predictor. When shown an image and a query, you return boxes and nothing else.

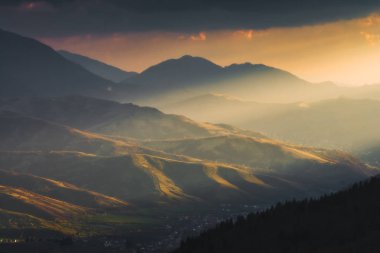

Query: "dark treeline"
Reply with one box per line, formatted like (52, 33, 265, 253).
(174, 177, 380, 253)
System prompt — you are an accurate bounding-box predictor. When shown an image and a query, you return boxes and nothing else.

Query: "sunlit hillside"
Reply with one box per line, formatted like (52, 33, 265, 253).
(1, 7, 380, 252)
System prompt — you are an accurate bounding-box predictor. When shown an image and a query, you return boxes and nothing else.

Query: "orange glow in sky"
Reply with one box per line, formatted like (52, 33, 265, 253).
(40, 13, 380, 85)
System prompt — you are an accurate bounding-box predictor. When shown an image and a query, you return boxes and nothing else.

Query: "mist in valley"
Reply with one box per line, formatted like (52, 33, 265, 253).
(1, 2, 380, 252)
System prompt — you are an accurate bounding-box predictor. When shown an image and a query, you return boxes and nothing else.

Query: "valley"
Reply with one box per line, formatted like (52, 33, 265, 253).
(0, 26, 379, 253)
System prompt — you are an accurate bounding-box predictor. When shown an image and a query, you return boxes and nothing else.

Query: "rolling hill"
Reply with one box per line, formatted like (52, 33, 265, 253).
(59, 50, 137, 82)
(0, 169, 129, 237)
(357, 144, 380, 167)
(0, 112, 373, 206)
(0, 96, 263, 140)
(0, 97, 377, 250)
(0, 110, 147, 155)
(0, 96, 374, 206)
(0, 150, 372, 208)
(163, 96, 380, 161)
(238, 97, 380, 152)
(0, 111, 293, 205)
(159, 93, 290, 124)
(0, 170, 128, 211)
(144, 134, 374, 191)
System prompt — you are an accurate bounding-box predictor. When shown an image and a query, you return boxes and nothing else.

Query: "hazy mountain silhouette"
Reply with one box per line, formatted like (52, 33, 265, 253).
(0, 28, 351, 105)
(163, 95, 380, 161)
(160, 93, 288, 123)
(125, 55, 222, 88)
(357, 144, 380, 167)
(239, 97, 380, 153)
(121, 55, 340, 104)
(0, 29, 117, 98)
(174, 176, 380, 253)
(59, 50, 137, 82)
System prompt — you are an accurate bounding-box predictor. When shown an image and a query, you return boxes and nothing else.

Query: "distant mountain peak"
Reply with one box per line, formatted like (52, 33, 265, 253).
(125, 55, 223, 88)
(179, 54, 197, 59)
(177, 54, 216, 63)
(225, 62, 280, 72)
(147, 55, 222, 70)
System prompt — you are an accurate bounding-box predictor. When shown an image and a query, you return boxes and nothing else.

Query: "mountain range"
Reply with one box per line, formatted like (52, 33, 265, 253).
(121, 55, 342, 104)
(0, 96, 260, 140)
(162, 95, 380, 162)
(2, 28, 380, 106)
(1, 28, 379, 252)
(0, 96, 375, 237)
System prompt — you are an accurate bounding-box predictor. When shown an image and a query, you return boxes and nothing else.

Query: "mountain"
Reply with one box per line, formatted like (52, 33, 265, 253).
(0, 110, 146, 155)
(0, 108, 373, 206)
(162, 96, 380, 163)
(356, 144, 380, 167)
(0, 170, 128, 217)
(238, 97, 380, 152)
(121, 55, 341, 104)
(0, 169, 128, 236)
(174, 176, 380, 253)
(59, 50, 137, 82)
(0, 149, 372, 207)
(0, 96, 263, 140)
(0, 96, 376, 250)
(0, 110, 291, 205)
(144, 134, 374, 191)
(0, 151, 277, 205)
(159, 93, 289, 124)
(0, 110, 372, 205)
(0, 29, 118, 98)
(125, 55, 223, 89)
(349, 83, 380, 101)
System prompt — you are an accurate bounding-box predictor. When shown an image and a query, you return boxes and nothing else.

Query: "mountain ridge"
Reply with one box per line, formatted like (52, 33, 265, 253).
(0, 29, 120, 99)
(59, 50, 137, 82)
(120, 54, 340, 104)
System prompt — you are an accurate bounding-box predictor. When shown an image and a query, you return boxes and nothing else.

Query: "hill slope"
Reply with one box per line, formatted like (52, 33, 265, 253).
(240, 97, 380, 151)
(0, 151, 292, 205)
(0, 144, 373, 207)
(0, 110, 148, 155)
(0, 96, 262, 140)
(0, 97, 374, 206)
(0, 29, 117, 98)
(144, 134, 374, 191)
(0, 169, 129, 236)
(59, 50, 137, 82)
(174, 176, 380, 253)
(0, 170, 128, 211)
(125, 55, 223, 90)
(160, 93, 289, 124)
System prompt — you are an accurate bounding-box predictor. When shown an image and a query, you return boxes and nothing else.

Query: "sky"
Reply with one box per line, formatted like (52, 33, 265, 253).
(1, 0, 380, 85)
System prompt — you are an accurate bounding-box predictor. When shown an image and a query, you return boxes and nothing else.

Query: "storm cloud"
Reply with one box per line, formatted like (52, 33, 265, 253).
(0, 0, 380, 37)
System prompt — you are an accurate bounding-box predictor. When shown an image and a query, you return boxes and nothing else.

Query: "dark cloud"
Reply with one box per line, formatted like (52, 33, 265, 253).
(0, 0, 380, 37)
